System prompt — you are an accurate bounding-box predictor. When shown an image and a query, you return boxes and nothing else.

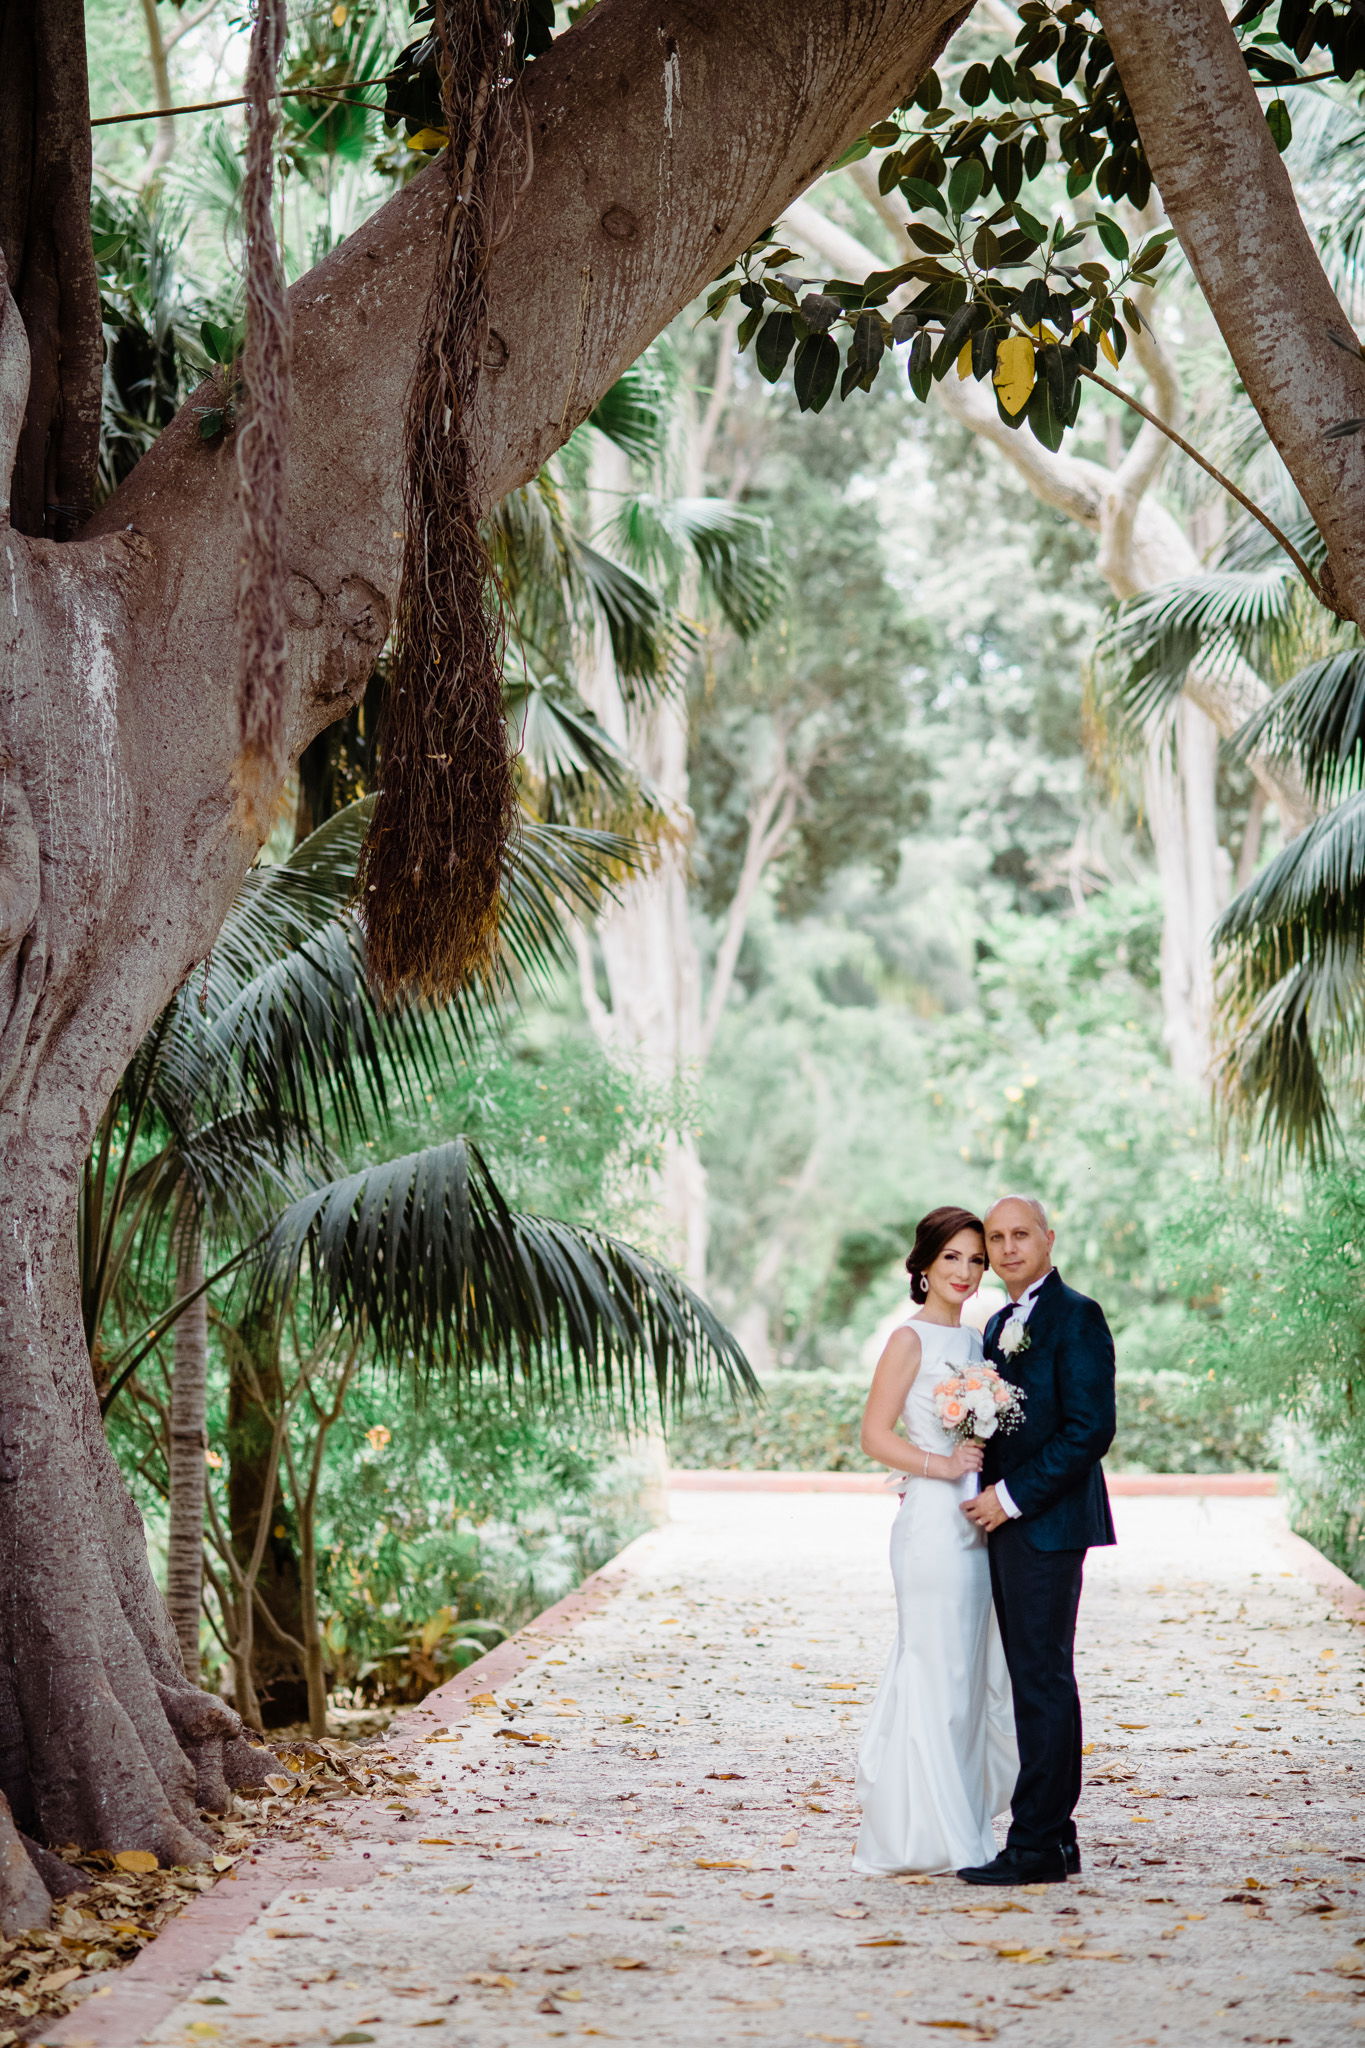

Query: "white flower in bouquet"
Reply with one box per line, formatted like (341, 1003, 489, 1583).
(933, 1367, 1026, 1447)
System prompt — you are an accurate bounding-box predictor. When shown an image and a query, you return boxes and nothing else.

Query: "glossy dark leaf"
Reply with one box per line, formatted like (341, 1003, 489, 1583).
(794, 331, 839, 413)
(755, 310, 797, 383)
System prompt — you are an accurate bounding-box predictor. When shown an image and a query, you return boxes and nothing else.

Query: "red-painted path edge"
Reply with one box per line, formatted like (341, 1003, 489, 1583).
(37, 1560, 637, 2048)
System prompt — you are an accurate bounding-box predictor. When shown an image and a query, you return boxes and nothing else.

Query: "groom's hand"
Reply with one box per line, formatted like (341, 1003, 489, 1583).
(961, 1485, 1009, 1533)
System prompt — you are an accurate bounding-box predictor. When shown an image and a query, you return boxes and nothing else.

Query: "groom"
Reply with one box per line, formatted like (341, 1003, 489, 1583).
(957, 1195, 1116, 1886)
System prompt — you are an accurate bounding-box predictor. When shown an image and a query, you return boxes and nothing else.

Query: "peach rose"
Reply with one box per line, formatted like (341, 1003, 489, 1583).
(941, 1398, 966, 1424)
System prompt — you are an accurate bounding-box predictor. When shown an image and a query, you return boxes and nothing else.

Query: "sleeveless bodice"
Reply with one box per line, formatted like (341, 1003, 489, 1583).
(902, 1319, 985, 1456)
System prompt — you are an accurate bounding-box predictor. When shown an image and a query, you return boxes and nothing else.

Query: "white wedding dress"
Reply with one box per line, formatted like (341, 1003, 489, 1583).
(853, 1319, 1018, 1875)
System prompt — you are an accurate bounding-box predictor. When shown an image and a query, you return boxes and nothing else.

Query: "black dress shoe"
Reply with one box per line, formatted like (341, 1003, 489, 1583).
(956, 1845, 1069, 1886)
(1063, 1841, 1081, 1875)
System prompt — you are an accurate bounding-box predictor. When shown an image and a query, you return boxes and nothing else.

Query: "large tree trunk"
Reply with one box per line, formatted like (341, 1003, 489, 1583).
(0, 0, 102, 540)
(1100, 0, 1365, 632)
(0, 0, 969, 1923)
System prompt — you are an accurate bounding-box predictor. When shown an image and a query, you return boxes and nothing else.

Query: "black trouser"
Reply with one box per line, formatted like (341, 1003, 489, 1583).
(987, 1519, 1086, 1856)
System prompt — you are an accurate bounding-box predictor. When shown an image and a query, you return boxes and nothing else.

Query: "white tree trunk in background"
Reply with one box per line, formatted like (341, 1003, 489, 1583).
(575, 441, 708, 1284)
(782, 187, 1306, 1088)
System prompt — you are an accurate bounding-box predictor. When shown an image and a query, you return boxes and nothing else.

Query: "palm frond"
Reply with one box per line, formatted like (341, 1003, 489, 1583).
(501, 818, 640, 989)
(1235, 646, 1365, 801)
(1103, 567, 1302, 727)
(252, 1137, 755, 1419)
(566, 537, 675, 688)
(1213, 791, 1365, 1159)
(507, 666, 667, 834)
(587, 354, 672, 468)
(610, 495, 783, 641)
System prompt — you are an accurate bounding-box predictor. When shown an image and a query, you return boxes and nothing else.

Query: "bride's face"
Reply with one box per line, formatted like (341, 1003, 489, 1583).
(926, 1230, 987, 1310)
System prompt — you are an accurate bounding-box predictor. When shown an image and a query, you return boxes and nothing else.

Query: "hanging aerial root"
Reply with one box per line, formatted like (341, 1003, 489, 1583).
(358, 0, 522, 1002)
(235, 0, 293, 816)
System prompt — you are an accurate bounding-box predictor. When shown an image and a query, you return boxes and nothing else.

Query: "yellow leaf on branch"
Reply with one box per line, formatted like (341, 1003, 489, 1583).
(993, 336, 1035, 416)
(957, 340, 974, 379)
(1100, 329, 1120, 370)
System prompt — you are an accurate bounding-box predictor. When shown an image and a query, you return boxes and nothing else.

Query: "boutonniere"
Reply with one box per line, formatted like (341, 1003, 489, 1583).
(998, 1317, 1030, 1360)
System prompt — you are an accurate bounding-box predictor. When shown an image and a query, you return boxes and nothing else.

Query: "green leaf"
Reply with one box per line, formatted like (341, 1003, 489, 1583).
(840, 310, 885, 397)
(1093, 212, 1129, 261)
(908, 328, 934, 402)
(735, 304, 763, 353)
(908, 222, 955, 255)
(793, 331, 839, 413)
(798, 292, 841, 335)
(1012, 203, 1049, 244)
(989, 54, 1018, 101)
(1023, 132, 1047, 180)
(830, 134, 872, 170)
(946, 156, 986, 217)
(1026, 368, 1066, 451)
(200, 318, 238, 365)
(992, 139, 1024, 203)
(961, 62, 992, 107)
(901, 174, 947, 217)
(755, 310, 796, 383)
(1266, 97, 1292, 152)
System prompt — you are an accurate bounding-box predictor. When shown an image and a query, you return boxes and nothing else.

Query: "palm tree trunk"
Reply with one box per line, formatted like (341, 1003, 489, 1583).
(165, 1219, 208, 1680)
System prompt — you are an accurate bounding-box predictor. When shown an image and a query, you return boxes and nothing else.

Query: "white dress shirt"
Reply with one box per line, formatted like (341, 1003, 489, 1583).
(993, 1269, 1053, 1521)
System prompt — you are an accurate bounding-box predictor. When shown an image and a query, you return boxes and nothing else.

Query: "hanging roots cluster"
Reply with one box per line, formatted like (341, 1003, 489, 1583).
(235, 0, 293, 801)
(358, 0, 523, 1002)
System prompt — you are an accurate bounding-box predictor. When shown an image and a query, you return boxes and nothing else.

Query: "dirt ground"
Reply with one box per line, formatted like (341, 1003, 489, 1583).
(46, 1489, 1365, 2048)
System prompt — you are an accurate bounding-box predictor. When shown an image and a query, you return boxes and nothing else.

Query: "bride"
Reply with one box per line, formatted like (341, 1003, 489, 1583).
(853, 1205, 1018, 1876)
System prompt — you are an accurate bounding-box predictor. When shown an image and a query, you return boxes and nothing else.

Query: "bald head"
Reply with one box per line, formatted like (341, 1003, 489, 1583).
(984, 1195, 1055, 1299)
(985, 1193, 1050, 1231)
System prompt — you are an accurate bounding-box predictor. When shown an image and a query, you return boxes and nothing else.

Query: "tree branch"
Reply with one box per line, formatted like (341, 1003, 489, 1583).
(782, 183, 1316, 831)
(1099, 0, 1365, 630)
(699, 744, 797, 1061)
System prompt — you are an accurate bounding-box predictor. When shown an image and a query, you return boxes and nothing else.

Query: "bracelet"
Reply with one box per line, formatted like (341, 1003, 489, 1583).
(923, 1448, 931, 1479)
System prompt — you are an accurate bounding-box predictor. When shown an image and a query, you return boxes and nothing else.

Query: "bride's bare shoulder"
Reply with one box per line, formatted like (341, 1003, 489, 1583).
(873, 1321, 922, 1378)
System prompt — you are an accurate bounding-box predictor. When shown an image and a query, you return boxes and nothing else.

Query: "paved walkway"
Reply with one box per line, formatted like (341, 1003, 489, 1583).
(55, 1492, 1364, 2048)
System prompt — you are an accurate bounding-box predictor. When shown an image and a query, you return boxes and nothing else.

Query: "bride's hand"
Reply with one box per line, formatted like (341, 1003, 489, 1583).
(945, 1441, 984, 1478)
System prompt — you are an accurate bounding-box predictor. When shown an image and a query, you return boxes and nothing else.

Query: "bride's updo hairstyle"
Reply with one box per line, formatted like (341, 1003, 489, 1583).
(906, 1205, 986, 1303)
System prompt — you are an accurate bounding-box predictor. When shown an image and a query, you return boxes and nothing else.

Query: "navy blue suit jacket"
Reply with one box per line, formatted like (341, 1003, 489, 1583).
(982, 1269, 1117, 1552)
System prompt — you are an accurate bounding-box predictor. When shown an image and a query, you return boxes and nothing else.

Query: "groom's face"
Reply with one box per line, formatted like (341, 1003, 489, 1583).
(985, 1200, 1055, 1296)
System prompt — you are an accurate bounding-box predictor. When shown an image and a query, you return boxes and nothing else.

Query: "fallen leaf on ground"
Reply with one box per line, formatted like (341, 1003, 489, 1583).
(832, 1907, 869, 1920)
(696, 1858, 752, 1870)
(607, 1957, 647, 1970)
(467, 1973, 515, 1990)
(780, 1831, 799, 1847)
(112, 1850, 158, 1874)
(37, 1968, 82, 1994)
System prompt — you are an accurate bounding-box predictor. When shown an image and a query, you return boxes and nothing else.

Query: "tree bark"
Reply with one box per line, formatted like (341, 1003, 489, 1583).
(165, 1218, 208, 1682)
(1, 0, 971, 1885)
(1099, 0, 1365, 630)
(0, 0, 102, 538)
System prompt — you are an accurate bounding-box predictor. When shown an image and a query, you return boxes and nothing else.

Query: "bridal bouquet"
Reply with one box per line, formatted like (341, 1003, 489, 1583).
(933, 1368, 1025, 1447)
